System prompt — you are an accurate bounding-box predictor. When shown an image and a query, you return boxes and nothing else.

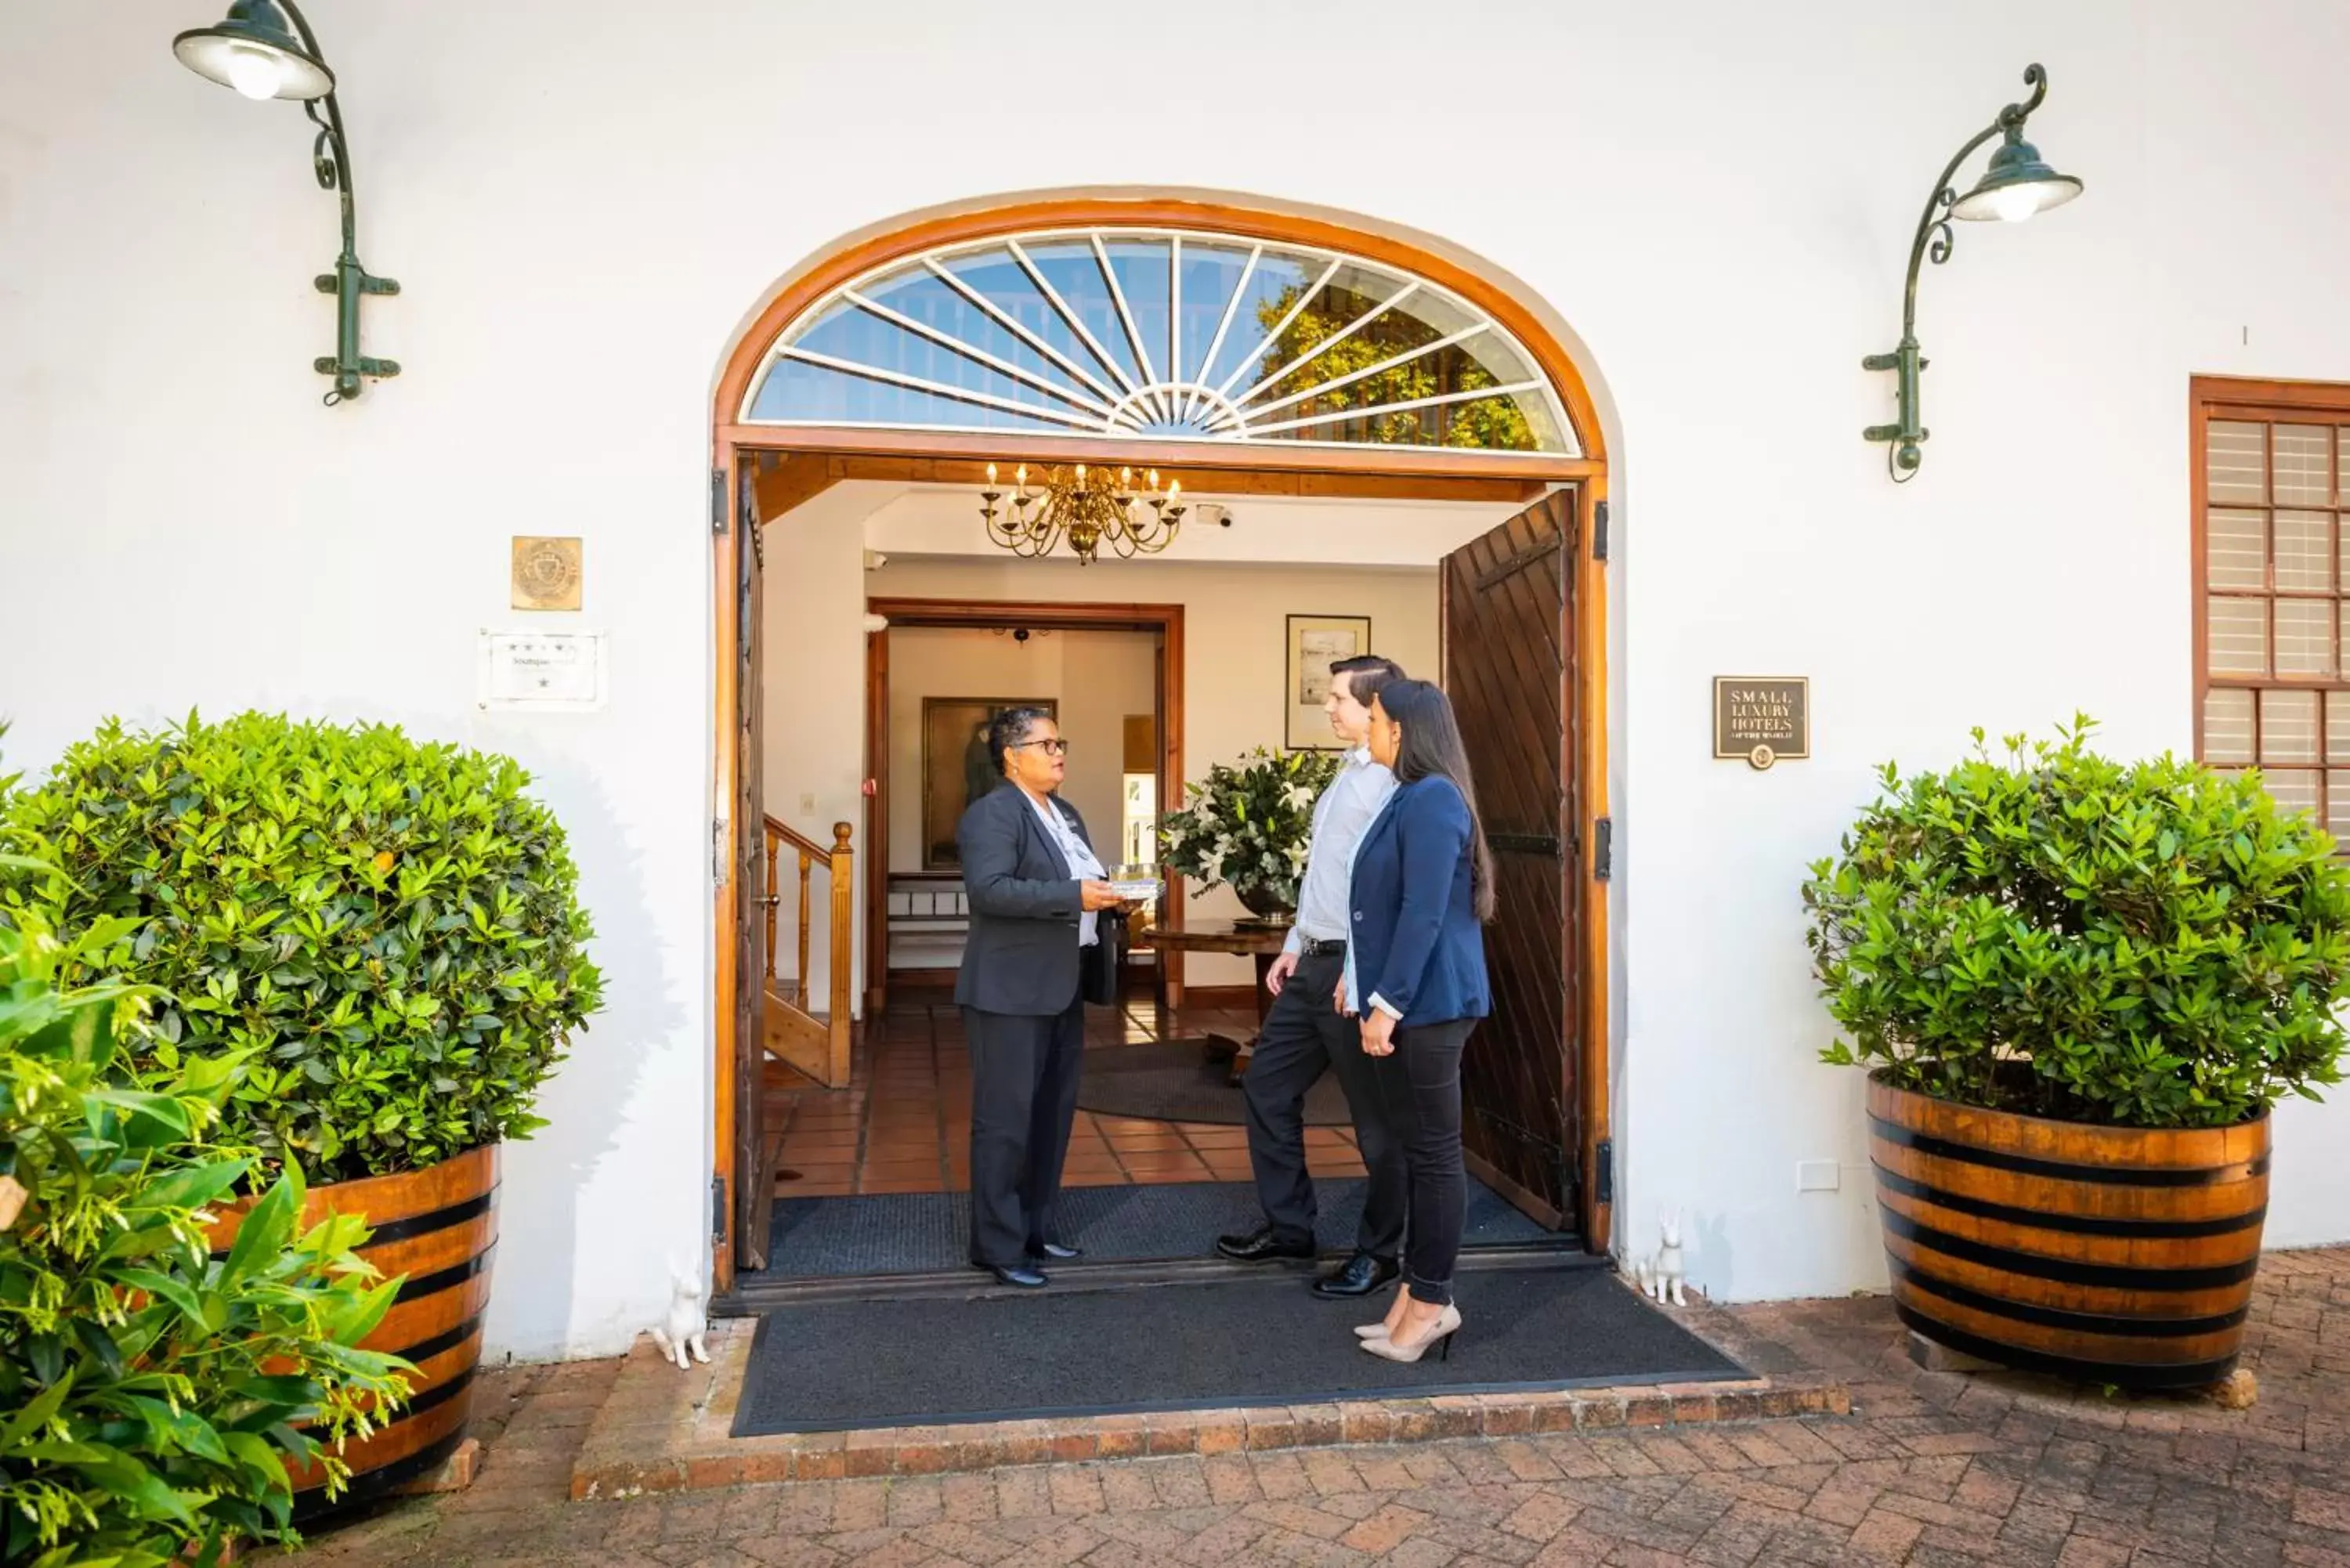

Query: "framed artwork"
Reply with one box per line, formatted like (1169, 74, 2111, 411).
(1285, 615, 1373, 750)
(921, 697, 1058, 869)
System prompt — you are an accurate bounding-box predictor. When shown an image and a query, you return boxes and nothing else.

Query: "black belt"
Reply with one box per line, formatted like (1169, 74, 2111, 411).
(1300, 938, 1347, 959)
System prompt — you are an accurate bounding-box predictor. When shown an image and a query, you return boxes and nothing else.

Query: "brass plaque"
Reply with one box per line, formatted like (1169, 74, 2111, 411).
(511, 536, 583, 611)
(1714, 677, 1810, 770)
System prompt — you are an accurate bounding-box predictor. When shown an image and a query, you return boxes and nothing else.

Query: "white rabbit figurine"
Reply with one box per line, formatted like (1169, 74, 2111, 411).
(1649, 1209, 1687, 1307)
(650, 1273, 710, 1370)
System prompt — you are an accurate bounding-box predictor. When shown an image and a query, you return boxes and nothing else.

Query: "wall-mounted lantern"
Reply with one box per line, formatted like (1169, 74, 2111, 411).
(1864, 63, 2081, 479)
(172, 1, 398, 405)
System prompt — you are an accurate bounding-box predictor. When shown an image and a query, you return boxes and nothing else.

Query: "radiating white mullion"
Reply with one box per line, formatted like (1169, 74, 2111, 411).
(1010, 240, 1143, 410)
(1235, 379, 1543, 439)
(1184, 244, 1259, 428)
(1229, 283, 1422, 412)
(921, 258, 1124, 410)
(1208, 323, 1492, 432)
(1213, 258, 1343, 400)
(1092, 233, 1169, 425)
(775, 345, 1105, 432)
(843, 288, 1113, 418)
(1168, 235, 1184, 395)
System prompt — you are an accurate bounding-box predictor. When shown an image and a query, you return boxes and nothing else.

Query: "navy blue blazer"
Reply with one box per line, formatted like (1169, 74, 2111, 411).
(1348, 775, 1491, 1027)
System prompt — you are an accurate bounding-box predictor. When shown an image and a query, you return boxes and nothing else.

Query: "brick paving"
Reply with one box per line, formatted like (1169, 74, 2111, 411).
(294, 1247, 2350, 1566)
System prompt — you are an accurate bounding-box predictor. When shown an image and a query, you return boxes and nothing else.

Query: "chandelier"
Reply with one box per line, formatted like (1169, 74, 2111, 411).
(978, 462, 1184, 565)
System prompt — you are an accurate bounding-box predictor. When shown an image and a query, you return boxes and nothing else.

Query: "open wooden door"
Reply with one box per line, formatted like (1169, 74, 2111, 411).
(732, 468, 776, 1273)
(1439, 490, 1579, 1230)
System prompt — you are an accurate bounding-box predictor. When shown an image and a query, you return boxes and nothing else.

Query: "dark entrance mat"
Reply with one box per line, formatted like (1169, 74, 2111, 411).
(765, 1178, 1560, 1279)
(731, 1265, 1744, 1434)
(1076, 1039, 1352, 1126)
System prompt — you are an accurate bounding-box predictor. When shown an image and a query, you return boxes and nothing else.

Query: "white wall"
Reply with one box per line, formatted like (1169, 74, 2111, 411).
(6, 0, 2349, 1349)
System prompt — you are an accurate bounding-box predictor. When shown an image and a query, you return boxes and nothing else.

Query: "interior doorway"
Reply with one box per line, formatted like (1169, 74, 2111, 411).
(709, 194, 1614, 1299)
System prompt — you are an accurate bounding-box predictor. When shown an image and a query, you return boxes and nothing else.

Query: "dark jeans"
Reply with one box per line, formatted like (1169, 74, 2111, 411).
(1239, 949, 1407, 1255)
(1367, 1017, 1477, 1306)
(963, 997, 1085, 1269)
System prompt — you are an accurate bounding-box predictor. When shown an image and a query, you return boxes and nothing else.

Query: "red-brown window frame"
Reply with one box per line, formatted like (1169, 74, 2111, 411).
(2191, 376, 2350, 836)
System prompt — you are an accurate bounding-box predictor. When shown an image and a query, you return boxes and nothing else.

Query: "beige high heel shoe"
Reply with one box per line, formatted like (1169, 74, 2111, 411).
(1358, 1303, 1462, 1363)
(1355, 1284, 1414, 1339)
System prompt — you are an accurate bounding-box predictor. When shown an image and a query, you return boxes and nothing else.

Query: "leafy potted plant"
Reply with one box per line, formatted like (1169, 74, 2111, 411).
(1804, 718, 2350, 1388)
(0, 901, 410, 1566)
(0, 713, 603, 1508)
(1157, 747, 1341, 920)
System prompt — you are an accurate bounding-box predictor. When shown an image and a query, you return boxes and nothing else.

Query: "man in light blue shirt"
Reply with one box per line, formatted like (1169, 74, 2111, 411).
(1215, 656, 1410, 1299)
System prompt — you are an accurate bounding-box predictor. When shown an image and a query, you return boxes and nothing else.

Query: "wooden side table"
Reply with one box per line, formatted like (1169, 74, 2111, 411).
(1137, 919, 1292, 1080)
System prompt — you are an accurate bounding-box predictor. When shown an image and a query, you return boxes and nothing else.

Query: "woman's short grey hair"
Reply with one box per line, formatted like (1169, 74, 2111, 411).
(986, 706, 1054, 776)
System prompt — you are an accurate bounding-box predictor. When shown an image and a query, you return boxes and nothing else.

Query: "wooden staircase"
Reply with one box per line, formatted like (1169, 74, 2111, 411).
(761, 815, 854, 1088)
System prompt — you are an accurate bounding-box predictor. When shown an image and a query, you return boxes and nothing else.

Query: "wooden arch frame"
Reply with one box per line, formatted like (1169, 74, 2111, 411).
(709, 194, 1614, 1295)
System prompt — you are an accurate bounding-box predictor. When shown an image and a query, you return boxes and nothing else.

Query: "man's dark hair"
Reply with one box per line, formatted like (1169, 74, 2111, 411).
(1330, 654, 1405, 710)
(985, 706, 1054, 777)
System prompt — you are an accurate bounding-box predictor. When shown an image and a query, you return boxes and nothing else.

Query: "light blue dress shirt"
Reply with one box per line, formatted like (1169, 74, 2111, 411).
(1285, 746, 1397, 956)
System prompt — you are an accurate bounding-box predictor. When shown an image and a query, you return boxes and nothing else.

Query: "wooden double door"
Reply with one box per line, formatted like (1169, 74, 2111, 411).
(724, 484, 1588, 1275)
(1437, 491, 1585, 1229)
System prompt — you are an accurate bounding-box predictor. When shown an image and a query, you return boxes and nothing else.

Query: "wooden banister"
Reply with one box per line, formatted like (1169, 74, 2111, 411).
(760, 815, 855, 1086)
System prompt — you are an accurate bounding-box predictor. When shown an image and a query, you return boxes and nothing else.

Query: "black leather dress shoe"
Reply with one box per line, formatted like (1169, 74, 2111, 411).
(974, 1262, 1048, 1288)
(1216, 1227, 1317, 1263)
(1311, 1252, 1400, 1299)
(1029, 1241, 1083, 1262)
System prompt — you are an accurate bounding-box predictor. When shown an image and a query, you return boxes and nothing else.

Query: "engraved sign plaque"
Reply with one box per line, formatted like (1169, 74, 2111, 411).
(1713, 677, 1810, 770)
(478, 629, 607, 712)
(511, 536, 584, 611)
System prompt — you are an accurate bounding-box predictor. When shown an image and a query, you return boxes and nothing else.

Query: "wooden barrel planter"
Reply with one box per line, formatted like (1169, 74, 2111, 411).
(1866, 1075, 2267, 1389)
(208, 1144, 498, 1516)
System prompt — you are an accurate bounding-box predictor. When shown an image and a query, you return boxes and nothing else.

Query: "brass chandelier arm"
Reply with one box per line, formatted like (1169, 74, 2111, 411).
(974, 464, 1184, 565)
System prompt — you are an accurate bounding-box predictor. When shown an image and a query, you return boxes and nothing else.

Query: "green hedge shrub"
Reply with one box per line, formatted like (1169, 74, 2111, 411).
(1803, 717, 2350, 1128)
(0, 714, 604, 1181)
(0, 901, 410, 1568)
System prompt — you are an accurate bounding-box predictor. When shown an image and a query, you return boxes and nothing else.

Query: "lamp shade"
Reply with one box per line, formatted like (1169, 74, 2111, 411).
(1950, 135, 2083, 222)
(172, 1, 334, 101)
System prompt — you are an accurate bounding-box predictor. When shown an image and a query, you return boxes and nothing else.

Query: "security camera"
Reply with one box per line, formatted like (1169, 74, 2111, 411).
(1013, 627, 1030, 644)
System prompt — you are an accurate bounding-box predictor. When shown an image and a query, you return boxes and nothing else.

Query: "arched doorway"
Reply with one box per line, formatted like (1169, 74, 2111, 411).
(709, 193, 1614, 1295)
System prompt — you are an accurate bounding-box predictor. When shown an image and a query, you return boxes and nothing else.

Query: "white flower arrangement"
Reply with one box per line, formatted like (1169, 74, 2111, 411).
(1156, 746, 1342, 909)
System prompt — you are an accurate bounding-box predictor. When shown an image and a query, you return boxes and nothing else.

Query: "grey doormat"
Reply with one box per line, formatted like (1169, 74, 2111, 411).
(1077, 1039, 1353, 1126)
(731, 1264, 1742, 1433)
(765, 1178, 1560, 1279)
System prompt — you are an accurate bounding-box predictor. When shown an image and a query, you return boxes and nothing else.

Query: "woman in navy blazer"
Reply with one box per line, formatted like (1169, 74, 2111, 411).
(1340, 678, 1493, 1363)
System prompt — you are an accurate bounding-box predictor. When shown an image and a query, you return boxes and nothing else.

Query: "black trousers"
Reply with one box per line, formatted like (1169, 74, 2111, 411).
(1239, 949, 1407, 1256)
(964, 995, 1085, 1269)
(1366, 1017, 1477, 1306)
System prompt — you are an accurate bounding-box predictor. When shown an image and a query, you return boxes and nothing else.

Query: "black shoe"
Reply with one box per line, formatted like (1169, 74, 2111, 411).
(1312, 1252, 1401, 1299)
(1029, 1241, 1083, 1262)
(1216, 1227, 1317, 1263)
(974, 1262, 1048, 1288)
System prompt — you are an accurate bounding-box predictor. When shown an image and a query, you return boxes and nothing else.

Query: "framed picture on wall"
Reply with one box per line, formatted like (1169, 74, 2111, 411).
(921, 697, 1058, 870)
(1285, 614, 1373, 750)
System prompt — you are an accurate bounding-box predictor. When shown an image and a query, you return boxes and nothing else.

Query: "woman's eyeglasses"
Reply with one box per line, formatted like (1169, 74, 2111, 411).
(1012, 738, 1070, 755)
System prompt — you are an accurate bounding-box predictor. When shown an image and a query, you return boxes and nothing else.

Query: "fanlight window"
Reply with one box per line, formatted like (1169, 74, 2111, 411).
(744, 227, 1579, 457)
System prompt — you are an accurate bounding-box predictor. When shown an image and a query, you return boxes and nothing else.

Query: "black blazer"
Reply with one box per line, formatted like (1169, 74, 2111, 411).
(954, 782, 1101, 1016)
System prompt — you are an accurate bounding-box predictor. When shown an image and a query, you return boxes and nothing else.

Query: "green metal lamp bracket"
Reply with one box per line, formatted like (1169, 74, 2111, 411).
(1864, 63, 2052, 481)
(284, 1, 397, 405)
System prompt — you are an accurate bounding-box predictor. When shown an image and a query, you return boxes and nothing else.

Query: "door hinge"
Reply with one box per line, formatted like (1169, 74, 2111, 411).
(711, 468, 728, 535)
(1595, 1137, 1614, 1205)
(711, 1174, 727, 1242)
(1593, 816, 1614, 881)
(1592, 499, 1610, 562)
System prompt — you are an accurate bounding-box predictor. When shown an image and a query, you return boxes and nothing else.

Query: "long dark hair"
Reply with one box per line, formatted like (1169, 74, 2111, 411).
(1376, 679, 1496, 923)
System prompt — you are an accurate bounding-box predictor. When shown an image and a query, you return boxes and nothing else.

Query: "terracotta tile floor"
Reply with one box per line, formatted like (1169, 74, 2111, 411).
(765, 996, 1366, 1197)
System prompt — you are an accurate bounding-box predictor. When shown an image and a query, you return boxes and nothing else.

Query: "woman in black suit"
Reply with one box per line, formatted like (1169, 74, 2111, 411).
(954, 706, 1125, 1288)
(1341, 679, 1495, 1363)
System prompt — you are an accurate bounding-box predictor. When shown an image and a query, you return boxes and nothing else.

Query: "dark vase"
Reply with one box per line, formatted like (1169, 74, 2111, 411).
(1233, 882, 1296, 923)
